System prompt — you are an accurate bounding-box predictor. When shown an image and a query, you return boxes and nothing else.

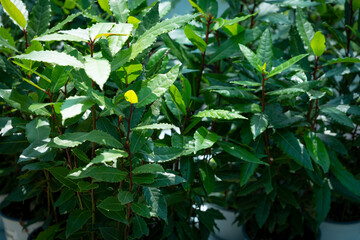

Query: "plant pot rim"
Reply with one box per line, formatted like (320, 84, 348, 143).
(242, 222, 321, 240)
(324, 218, 360, 225)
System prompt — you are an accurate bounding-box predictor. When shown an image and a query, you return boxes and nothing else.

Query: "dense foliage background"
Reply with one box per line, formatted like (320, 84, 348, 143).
(0, 0, 359, 239)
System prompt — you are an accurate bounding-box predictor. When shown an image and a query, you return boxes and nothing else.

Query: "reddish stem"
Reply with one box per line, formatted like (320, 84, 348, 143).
(306, 56, 320, 124)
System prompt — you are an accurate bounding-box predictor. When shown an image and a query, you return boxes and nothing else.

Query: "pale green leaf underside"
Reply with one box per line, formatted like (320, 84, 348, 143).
(84, 58, 111, 90)
(133, 123, 179, 131)
(61, 96, 94, 123)
(49, 130, 123, 149)
(1, 0, 28, 29)
(12, 50, 84, 68)
(250, 113, 268, 140)
(195, 109, 247, 120)
(91, 149, 128, 164)
(68, 165, 127, 182)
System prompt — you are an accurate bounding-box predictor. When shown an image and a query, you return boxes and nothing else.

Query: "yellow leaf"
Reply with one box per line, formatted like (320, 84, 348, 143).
(124, 90, 138, 104)
(94, 33, 129, 41)
(127, 16, 140, 29)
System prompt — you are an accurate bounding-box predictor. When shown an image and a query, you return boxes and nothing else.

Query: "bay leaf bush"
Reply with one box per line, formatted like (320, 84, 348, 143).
(0, 0, 359, 239)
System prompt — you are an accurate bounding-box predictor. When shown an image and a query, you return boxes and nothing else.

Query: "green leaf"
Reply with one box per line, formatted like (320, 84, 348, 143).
(77, 181, 98, 191)
(91, 149, 128, 164)
(208, 34, 242, 64)
(42, 12, 82, 35)
(117, 191, 133, 204)
(132, 215, 149, 239)
(72, 148, 90, 163)
(12, 50, 83, 68)
(117, 61, 142, 85)
(184, 25, 207, 53)
(311, 31, 326, 57)
(98, 196, 124, 211)
(0, 34, 18, 52)
(132, 164, 164, 174)
(320, 107, 354, 128)
(111, 14, 198, 71)
(0, 0, 28, 29)
(34, 32, 88, 42)
(49, 130, 123, 149)
(25, 118, 50, 143)
(107, 23, 132, 55)
(66, 209, 92, 238)
(50, 66, 71, 93)
(239, 44, 263, 72)
(304, 132, 330, 173)
(330, 153, 360, 197)
(98, 208, 127, 224)
(213, 13, 255, 30)
(98, 0, 112, 15)
(250, 113, 268, 140)
(295, 8, 314, 52)
(169, 85, 187, 115)
(132, 174, 156, 184)
(274, 132, 313, 170)
(162, 34, 198, 69)
(131, 203, 151, 218)
(268, 88, 305, 96)
(206, 86, 257, 99)
(315, 182, 331, 224)
(133, 123, 179, 132)
(323, 57, 360, 66)
(84, 58, 111, 90)
(199, 161, 215, 194)
(266, 54, 308, 78)
(137, 64, 180, 108)
(146, 172, 185, 187)
(218, 141, 268, 165)
(353, 0, 360, 11)
(109, 0, 129, 23)
(148, 146, 183, 163)
(195, 109, 247, 120)
(256, 196, 271, 228)
(256, 28, 273, 70)
(100, 227, 122, 240)
(68, 165, 127, 182)
(61, 96, 94, 124)
(19, 139, 51, 163)
(143, 187, 167, 222)
(240, 162, 259, 186)
(48, 167, 79, 190)
(27, 0, 51, 40)
(189, 0, 205, 15)
(194, 127, 218, 152)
